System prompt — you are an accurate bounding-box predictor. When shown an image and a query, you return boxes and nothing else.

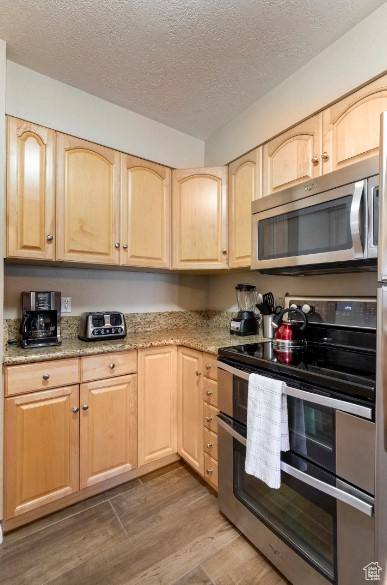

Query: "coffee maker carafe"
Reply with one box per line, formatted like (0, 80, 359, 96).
(20, 292, 62, 348)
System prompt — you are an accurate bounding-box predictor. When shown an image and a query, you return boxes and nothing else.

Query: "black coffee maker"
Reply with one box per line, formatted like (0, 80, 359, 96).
(20, 291, 62, 348)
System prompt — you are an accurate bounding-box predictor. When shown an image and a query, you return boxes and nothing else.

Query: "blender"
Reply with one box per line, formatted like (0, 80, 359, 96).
(230, 284, 259, 335)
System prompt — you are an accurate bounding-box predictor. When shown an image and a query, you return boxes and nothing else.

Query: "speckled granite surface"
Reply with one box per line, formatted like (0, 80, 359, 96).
(3, 327, 264, 365)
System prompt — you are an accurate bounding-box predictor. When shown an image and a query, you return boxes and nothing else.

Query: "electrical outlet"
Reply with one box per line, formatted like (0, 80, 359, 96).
(61, 297, 72, 313)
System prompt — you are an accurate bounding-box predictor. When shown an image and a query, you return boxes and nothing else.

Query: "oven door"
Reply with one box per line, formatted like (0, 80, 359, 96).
(217, 415, 374, 585)
(251, 181, 367, 271)
(218, 364, 375, 494)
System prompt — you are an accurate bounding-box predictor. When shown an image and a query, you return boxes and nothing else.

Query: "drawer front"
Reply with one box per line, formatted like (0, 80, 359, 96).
(203, 378, 218, 407)
(204, 428, 218, 460)
(204, 453, 218, 490)
(203, 403, 218, 434)
(203, 353, 218, 381)
(81, 351, 137, 382)
(5, 358, 80, 396)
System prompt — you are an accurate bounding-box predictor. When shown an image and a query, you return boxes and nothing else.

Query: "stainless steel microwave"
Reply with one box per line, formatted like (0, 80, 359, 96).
(251, 156, 379, 275)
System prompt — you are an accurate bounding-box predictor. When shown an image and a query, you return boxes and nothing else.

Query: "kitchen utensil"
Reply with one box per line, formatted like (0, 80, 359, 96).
(272, 307, 307, 348)
(256, 303, 272, 316)
(263, 292, 274, 313)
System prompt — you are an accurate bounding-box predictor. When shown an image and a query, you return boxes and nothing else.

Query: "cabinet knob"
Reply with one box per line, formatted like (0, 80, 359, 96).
(222, 249, 227, 255)
(321, 152, 329, 161)
(205, 364, 212, 370)
(311, 155, 319, 164)
(46, 234, 54, 242)
(195, 371, 202, 376)
(206, 416, 213, 422)
(206, 468, 213, 475)
(72, 406, 79, 414)
(123, 244, 128, 249)
(109, 363, 115, 369)
(115, 242, 120, 249)
(82, 404, 89, 411)
(206, 442, 213, 449)
(206, 390, 212, 396)
(42, 373, 50, 380)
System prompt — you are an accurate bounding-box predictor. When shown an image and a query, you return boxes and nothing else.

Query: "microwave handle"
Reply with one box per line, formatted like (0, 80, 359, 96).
(217, 362, 373, 420)
(217, 414, 374, 517)
(350, 180, 366, 258)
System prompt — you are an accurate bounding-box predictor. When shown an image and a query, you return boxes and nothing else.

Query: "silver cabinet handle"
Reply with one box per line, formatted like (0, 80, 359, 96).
(46, 234, 54, 241)
(72, 406, 79, 414)
(123, 244, 128, 249)
(206, 416, 213, 422)
(115, 242, 120, 249)
(195, 371, 202, 376)
(205, 468, 213, 475)
(206, 390, 212, 396)
(109, 363, 115, 369)
(311, 155, 319, 164)
(42, 373, 50, 380)
(82, 404, 89, 411)
(350, 180, 366, 259)
(321, 152, 329, 161)
(206, 443, 213, 449)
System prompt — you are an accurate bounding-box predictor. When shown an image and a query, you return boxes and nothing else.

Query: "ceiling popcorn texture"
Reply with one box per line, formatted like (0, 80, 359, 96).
(0, 0, 384, 139)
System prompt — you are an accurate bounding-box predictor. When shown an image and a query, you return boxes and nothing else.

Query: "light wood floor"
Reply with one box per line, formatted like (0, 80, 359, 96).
(0, 462, 289, 585)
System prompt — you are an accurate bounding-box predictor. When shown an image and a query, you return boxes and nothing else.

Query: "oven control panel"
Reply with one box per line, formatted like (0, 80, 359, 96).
(286, 297, 377, 329)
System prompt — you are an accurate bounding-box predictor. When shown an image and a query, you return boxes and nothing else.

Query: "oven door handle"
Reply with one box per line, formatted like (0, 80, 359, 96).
(217, 415, 374, 517)
(217, 362, 373, 420)
(350, 180, 366, 258)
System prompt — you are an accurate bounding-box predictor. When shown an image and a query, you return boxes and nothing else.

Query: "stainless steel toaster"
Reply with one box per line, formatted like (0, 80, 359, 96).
(78, 312, 127, 341)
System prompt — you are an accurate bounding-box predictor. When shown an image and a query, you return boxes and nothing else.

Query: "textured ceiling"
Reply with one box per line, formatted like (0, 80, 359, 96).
(0, 0, 384, 139)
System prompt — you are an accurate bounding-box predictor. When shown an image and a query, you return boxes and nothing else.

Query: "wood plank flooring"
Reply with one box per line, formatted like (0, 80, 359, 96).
(0, 462, 289, 585)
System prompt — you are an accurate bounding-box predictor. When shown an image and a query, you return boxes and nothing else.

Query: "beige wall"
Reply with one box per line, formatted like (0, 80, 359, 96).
(205, 3, 387, 166)
(4, 265, 209, 320)
(6, 61, 204, 169)
(208, 271, 378, 311)
(0, 38, 5, 528)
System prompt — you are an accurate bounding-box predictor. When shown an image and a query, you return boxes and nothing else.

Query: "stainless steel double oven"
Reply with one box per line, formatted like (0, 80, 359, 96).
(217, 297, 376, 585)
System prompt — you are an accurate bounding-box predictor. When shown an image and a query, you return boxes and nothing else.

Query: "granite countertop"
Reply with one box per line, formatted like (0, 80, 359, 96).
(3, 327, 265, 365)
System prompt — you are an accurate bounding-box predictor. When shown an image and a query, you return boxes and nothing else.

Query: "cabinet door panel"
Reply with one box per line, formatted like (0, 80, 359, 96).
(5, 385, 79, 519)
(7, 117, 55, 259)
(177, 347, 204, 475)
(228, 148, 261, 268)
(323, 73, 387, 172)
(80, 375, 137, 488)
(56, 134, 120, 264)
(121, 155, 171, 268)
(138, 347, 177, 466)
(172, 167, 228, 269)
(262, 114, 322, 196)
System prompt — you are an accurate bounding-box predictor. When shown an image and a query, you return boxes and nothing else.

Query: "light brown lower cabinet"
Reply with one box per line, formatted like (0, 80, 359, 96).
(80, 374, 137, 489)
(5, 385, 80, 520)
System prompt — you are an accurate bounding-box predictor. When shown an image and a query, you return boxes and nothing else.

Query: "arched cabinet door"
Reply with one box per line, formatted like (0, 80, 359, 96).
(56, 134, 120, 265)
(228, 148, 261, 269)
(172, 166, 228, 269)
(121, 154, 171, 268)
(7, 117, 55, 260)
(262, 114, 322, 197)
(323, 73, 387, 173)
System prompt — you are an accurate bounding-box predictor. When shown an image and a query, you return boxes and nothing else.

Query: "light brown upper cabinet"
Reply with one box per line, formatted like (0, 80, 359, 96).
(228, 148, 262, 268)
(121, 154, 171, 268)
(172, 167, 228, 269)
(56, 134, 121, 264)
(7, 117, 55, 260)
(262, 114, 323, 197)
(323, 73, 387, 173)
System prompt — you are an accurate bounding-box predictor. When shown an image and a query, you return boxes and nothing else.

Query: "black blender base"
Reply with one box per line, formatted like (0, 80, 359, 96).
(230, 317, 258, 336)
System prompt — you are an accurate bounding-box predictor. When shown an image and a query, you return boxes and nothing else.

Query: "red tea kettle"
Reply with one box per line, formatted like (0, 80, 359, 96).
(272, 307, 307, 347)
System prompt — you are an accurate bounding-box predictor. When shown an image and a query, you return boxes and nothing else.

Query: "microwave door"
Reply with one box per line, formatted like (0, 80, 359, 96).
(379, 111, 387, 282)
(367, 175, 379, 260)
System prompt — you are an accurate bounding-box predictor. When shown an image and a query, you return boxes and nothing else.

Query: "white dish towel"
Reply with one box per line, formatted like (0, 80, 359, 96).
(245, 373, 290, 489)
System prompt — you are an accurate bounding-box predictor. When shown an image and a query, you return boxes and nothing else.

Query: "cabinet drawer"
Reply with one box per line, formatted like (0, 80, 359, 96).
(204, 453, 218, 490)
(203, 378, 218, 407)
(204, 428, 218, 460)
(203, 353, 218, 381)
(5, 358, 79, 396)
(81, 351, 137, 382)
(203, 403, 218, 434)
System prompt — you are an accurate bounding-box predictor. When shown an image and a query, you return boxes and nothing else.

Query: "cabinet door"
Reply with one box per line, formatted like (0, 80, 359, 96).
(323, 73, 387, 173)
(5, 385, 79, 520)
(138, 346, 177, 466)
(56, 134, 120, 264)
(177, 347, 204, 475)
(80, 374, 137, 489)
(172, 167, 228, 269)
(6, 117, 55, 260)
(121, 154, 171, 268)
(228, 148, 262, 268)
(262, 114, 322, 197)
